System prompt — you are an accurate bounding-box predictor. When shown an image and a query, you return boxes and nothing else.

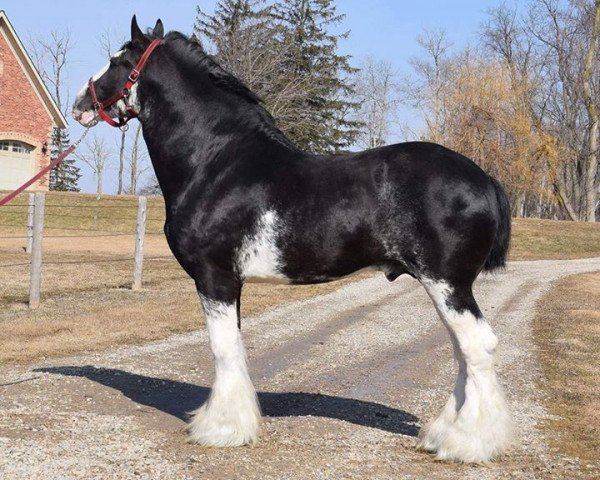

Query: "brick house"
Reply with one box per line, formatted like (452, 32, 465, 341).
(0, 10, 67, 191)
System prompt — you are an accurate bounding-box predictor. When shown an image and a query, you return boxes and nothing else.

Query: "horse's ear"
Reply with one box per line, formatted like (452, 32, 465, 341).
(153, 19, 164, 38)
(131, 15, 146, 45)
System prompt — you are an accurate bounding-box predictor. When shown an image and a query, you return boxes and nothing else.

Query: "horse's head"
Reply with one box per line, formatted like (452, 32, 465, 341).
(72, 15, 163, 127)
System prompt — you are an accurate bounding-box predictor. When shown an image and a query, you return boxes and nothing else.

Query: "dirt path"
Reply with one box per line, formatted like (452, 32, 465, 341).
(2, 258, 600, 480)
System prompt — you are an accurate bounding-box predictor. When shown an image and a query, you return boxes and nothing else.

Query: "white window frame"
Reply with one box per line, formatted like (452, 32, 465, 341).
(0, 140, 34, 155)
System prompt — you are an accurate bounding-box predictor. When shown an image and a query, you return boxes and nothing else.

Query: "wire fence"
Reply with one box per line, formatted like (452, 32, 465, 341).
(0, 192, 177, 308)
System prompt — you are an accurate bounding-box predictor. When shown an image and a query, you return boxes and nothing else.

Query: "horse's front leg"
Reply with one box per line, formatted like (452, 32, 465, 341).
(188, 272, 260, 447)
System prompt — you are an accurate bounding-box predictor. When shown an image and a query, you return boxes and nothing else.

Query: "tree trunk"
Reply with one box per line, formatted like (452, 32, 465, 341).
(118, 129, 126, 195)
(585, 119, 599, 222)
(129, 124, 142, 195)
(582, 0, 600, 222)
(554, 181, 579, 221)
(512, 191, 526, 218)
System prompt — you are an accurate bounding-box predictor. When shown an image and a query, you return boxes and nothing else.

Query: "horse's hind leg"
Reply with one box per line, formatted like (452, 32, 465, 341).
(418, 278, 512, 462)
(188, 274, 260, 446)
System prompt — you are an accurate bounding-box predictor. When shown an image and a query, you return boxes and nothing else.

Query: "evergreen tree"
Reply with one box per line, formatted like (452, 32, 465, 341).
(195, 0, 361, 154)
(49, 127, 81, 191)
(195, 1, 279, 98)
(272, 0, 361, 153)
(196, 0, 264, 38)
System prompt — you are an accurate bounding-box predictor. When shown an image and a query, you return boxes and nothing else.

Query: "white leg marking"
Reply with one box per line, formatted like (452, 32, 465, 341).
(237, 210, 289, 283)
(418, 279, 513, 463)
(188, 297, 261, 447)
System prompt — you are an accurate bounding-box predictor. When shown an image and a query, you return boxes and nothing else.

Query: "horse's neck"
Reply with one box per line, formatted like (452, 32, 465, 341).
(138, 51, 298, 208)
(138, 76, 257, 208)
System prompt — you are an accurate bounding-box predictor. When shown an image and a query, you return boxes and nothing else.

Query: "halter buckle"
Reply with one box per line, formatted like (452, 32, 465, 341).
(128, 69, 140, 82)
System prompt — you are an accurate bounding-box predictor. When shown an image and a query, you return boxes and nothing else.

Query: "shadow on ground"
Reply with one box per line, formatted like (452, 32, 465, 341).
(36, 366, 420, 437)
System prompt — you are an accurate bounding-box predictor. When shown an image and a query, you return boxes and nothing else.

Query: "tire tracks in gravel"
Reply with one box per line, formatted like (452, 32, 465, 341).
(252, 280, 422, 385)
(2, 258, 600, 480)
(301, 274, 541, 411)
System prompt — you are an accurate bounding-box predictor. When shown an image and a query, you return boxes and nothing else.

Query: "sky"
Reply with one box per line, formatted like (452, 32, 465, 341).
(2, 0, 499, 194)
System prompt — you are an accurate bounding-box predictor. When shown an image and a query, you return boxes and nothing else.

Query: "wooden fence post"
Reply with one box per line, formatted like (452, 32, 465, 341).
(132, 195, 147, 290)
(26, 192, 34, 253)
(29, 192, 45, 309)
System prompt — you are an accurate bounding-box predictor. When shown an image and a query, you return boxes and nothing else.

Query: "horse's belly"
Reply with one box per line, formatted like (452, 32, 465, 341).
(236, 209, 382, 285)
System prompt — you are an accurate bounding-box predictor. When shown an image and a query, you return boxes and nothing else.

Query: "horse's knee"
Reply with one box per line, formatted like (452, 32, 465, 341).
(418, 278, 513, 462)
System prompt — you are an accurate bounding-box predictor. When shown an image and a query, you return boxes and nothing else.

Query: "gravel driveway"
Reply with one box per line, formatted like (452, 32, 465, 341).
(2, 258, 600, 479)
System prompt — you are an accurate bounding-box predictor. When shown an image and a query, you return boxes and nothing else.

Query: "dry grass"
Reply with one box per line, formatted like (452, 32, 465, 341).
(2, 191, 600, 364)
(533, 271, 600, 468)
(0, 276, 364, 364)
(0, 191, 368, 363)
(510, 217, 600, 260)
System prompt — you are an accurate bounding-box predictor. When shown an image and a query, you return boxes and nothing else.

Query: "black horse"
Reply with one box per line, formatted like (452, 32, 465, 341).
(73, 17, 512, 463)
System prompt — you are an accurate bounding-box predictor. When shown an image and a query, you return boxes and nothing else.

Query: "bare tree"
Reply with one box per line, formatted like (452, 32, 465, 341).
(582, 0, 600, 221)
(139, 173, 162, 196)
(403, 28, 555, 218)
(28, 30, 81, 192)
(127, 123, 150, 194)
(524, 0, 600, 221)
(75, 133, 113, 194)
(481, 4, 549, 216)
(99, 29, 128, 195)
(28, 30, 72, 116)
(402, 29, 454, 143)
(115, 129, 127, 195)
(482, 4, 536, 86)
(98, 28, 126, 59)
(353, 57, 400, 149)
(402, 1, 600, 221)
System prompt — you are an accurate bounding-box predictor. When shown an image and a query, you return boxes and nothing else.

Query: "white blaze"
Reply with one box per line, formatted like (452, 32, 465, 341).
(74, 50, 125, 108)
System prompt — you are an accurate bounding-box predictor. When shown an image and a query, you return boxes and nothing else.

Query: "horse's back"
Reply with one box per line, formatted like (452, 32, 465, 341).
(272, 141, 499, 284)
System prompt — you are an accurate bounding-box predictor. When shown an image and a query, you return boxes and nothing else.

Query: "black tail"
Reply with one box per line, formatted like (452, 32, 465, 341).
(484, 176, 511, 271)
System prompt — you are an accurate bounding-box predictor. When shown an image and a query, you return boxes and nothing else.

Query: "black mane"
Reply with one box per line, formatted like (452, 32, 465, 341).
(164, 31, 261, 105)
(161, 31, 297, 149)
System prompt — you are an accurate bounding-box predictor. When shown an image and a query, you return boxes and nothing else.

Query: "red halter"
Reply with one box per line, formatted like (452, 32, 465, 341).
(89, 38, 161, 128)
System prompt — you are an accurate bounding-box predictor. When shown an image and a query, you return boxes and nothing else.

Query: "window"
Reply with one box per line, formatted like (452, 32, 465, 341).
(0, 140, 34, 154)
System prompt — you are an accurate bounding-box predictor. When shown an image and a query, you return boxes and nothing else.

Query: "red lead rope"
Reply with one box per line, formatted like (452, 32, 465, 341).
(0, 128, 90, 207)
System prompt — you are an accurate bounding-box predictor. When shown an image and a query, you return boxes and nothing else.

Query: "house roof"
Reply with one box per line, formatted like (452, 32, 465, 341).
(0, 10, 68, 129)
